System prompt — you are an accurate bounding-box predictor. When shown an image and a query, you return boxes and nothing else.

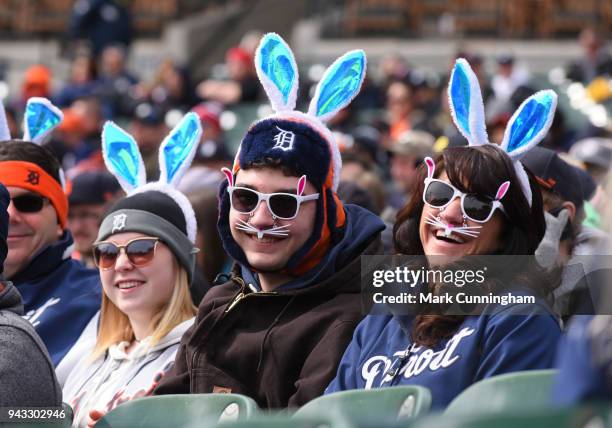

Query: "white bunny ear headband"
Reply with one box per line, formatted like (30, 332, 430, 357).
(227, 32, 367, 192)
(447, 58, 558, 206)
(100, 112, 202, 243)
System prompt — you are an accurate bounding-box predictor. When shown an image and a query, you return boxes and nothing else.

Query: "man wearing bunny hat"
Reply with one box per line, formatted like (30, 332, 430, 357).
(154, 33, 385, 408)
(0, 98, 101, 367)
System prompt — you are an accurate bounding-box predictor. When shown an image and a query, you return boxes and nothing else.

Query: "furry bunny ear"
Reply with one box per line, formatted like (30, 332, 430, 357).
(255, 33, 299, 113)
(22, 98, 63, 144)
(0, 100, 11, 141)
(307, 50, 366, 123)
(447, 59, 488, 146)
(501, 90, 558, 161)
(158, 112, 202, 187)
(101, 121, 146, 193)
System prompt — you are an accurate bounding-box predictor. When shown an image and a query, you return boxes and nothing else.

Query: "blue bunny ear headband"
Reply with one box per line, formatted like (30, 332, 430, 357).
(0, 97, 67, 191)
(0, 96, 65, 143)
(0, 97, 64, 145)
(242, 32, 366, 191)
(448, 58, 557, 206)
(101, 112, 202, 242)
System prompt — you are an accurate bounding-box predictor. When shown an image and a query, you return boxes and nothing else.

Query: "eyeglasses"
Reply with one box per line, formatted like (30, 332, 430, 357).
(92, 237, 159, 270)
(11, 194, 49, 213)
(227, 186, 319, 220)
(423, 178, 505, 223)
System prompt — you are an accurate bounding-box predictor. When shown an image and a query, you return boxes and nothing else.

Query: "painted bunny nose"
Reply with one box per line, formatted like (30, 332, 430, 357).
(439, 199, 464, 227)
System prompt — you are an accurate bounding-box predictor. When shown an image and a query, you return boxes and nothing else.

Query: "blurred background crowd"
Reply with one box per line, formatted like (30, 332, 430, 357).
(0, 0, 611, 280)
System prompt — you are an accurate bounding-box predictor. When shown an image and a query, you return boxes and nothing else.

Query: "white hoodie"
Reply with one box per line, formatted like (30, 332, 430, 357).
(62, 318, 194, 428)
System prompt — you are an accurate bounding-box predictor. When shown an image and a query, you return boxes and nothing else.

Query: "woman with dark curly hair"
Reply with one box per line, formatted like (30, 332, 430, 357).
(326, 59, 562, 409)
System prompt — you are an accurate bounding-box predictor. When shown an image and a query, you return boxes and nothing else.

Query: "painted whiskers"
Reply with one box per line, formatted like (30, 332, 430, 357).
(235, 219, 290, 239)
(424, 213, 482, 239)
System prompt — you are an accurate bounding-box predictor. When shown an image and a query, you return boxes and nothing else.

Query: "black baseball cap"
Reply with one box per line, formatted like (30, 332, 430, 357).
(133, 102, 165, 125)
(521, 147, 592, 209)
(69, 171, 121, 205)
(497, 54, 515, 66)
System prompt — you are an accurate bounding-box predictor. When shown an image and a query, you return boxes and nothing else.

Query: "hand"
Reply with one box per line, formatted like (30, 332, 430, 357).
(535, 209, 569, 269)
(86, 409, 106, 428)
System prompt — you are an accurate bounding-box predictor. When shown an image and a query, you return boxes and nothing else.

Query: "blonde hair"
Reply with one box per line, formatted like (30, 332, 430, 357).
(91, 257, 196, 361)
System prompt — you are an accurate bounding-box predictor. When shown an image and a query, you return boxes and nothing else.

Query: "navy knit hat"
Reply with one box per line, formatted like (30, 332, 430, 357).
(0, 183, 8, 276)
(218, 33, 367, 274)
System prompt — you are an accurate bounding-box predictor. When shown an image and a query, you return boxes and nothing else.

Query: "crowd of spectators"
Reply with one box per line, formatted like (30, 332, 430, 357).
(0, 23, 611, 424)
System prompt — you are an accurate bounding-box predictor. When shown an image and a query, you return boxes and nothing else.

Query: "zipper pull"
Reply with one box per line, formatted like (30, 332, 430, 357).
(225, 292, 245, 313)
(379, 346, 412, 387)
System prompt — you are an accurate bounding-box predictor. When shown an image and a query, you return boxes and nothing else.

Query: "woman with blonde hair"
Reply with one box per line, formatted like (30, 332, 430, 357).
(62, 113, 202, 427)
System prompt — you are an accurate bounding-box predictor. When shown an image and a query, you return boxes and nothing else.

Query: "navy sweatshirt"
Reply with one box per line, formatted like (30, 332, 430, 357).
(12, 231, 101, 366)
(553, 315, 612, 404)
(326, 298, 561, 409)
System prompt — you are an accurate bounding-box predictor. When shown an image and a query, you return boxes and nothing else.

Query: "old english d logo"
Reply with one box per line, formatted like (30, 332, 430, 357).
(112, 213, 127, 233)
(25, 169, 40, 185)
(272, 126, 295, 151)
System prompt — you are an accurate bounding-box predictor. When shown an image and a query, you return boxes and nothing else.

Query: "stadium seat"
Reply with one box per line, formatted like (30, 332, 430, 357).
(61, 402, 73, 425)
(412, 404, 612, 428)
(95, 393, 259, 428)
(444, 369, 558, 415)
(294, 385, 432, 425)
(213, 414, 350, 428)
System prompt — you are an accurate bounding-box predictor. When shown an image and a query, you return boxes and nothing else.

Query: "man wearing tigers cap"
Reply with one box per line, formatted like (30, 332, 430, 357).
(0, 140, 101, 367)
(154, 33, 386, 408)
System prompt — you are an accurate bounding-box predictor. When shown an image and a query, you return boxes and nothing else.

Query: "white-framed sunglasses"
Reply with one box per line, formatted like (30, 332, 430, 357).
(423, 178, 508, 223)
(227, 186, 320, 220)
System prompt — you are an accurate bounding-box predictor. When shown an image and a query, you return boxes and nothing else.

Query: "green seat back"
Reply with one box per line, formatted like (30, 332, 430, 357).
(62, 402, 73, 426)
(96, 394, 259, 428)
(213, 413, 348, 428)
(445, 369, 558, 415)
(414, 404, 612, 428)
(294, 386, 432, 425)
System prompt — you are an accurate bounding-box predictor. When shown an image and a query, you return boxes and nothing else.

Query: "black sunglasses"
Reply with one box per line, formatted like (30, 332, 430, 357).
(11, 194, 49, 213)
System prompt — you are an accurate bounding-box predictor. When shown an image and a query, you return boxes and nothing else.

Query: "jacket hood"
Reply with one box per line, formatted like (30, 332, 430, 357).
(0, 281, 23, 315)
(240, 204, 385, 293)
(11, 230, 74, 283)
(108, 317, 194, 361)
(573, 226, 611, 256)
